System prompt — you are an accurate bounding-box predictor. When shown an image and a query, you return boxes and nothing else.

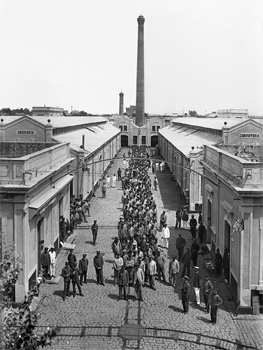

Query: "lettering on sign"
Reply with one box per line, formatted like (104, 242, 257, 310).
(239, 133, 259, 138)
(17, 130, 36, 135)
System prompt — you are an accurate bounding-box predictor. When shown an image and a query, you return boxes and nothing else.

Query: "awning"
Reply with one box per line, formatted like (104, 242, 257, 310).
(28, 174, 73, 219)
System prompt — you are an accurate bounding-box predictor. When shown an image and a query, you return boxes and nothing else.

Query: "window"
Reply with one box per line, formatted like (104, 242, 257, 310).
(133, 135, 137, 145)
(123, 125, 127, 131)
(152, 126, 156, 132)
(157, 126, 160, 131)
(142, 136, 146, 145)
(119, 125, 123, 131)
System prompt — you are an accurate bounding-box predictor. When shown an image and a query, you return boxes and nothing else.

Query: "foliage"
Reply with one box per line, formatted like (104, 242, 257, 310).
(188, 110, 198, 117)
(0, 108, 32, 116)
(0, 242, 56, 349)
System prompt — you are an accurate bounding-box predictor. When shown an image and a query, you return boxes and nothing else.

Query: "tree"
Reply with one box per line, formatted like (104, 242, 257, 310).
(0, 241, 56, 349)
(189, 110, 198, 117)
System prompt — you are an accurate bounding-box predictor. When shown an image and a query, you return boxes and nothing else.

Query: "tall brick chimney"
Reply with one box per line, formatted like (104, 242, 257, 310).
(119, 91, 124, 115)
(135, 15, 145, 127)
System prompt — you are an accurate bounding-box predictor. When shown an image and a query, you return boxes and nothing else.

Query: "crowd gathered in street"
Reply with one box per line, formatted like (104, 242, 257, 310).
(56, 146, 225, 325)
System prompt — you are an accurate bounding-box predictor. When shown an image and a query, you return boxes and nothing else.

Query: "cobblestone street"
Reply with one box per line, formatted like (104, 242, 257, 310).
(34, 149, 263, 350)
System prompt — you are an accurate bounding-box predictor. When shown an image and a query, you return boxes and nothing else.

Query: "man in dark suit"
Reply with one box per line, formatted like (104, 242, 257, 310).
(61, 262, 71, 301)
(118, 265, 129, 300)
(79, 254, 89, 285)
(93, 250, 104, 285)
(71, 262, 84, 297)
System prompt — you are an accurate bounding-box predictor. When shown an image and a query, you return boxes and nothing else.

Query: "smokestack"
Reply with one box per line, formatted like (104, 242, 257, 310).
(135, 15, 145, 127)
(119, 91, 124, 115)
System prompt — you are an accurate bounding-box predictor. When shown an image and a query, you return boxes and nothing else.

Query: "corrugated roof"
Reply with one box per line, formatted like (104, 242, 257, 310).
(0, 115, 107, 127)
(159, 125, 221, 156)
(172, 117, 247, 130)
(54, 124, 120, 153)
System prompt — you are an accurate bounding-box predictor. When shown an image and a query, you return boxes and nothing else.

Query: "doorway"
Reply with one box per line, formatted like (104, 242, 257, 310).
(151, 135, 158, 147)
(207, 200, 212, 244)
(121, 135, 128, 147)
(37, 218, 44, 273)
(224, 221, 231, 283)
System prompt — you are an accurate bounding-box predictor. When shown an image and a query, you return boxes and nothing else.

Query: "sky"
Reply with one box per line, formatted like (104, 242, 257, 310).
(0, 0, 263, 116)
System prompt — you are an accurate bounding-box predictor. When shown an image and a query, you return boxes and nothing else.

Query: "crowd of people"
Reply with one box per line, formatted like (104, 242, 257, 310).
(59, 146, 223, 325)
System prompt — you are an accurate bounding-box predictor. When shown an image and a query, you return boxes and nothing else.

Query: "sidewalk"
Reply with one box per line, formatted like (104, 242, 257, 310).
(33, 148, 263, 350)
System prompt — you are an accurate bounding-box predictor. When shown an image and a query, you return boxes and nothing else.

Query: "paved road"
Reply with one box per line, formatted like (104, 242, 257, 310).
(34, 148, 263, 350)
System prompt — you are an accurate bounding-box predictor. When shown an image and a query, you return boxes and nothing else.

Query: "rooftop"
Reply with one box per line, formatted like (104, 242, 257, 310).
(0, 115, 107, 129)
(54, 123, 120, 154)
(159, 124, 221, 157)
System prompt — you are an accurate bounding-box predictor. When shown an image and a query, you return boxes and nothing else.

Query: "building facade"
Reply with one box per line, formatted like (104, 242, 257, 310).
(202, 119, 263, 313)
(114, 115, 170, 148)
(0, 140, 73, 301)
(0, 115, 120, 300)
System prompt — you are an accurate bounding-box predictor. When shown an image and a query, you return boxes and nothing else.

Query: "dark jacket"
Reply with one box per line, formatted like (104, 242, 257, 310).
(71, 267, 81, 282)
(193, 273, 201, 288)
(203, 279, 213, 296)
(79, 258, 89, 272)
(68, 253, 76, 266)
(91, 224, 98, 233)
(40, 252, 51, 267)
(182, 251, 192, 266)
(62, 266, 71, 282)
(181, 280, 190, 296)
(176, 236, 186, 249)
(93, 254, 104, 268)
(118, 269, 129, 285)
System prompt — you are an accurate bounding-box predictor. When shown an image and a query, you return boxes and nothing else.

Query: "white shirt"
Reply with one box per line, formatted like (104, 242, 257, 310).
(162, 227, 170, 239)
(49, 251, 56, 264)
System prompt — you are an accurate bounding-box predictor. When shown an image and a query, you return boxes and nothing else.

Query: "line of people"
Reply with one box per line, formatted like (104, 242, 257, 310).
(61, 146, 224, 325)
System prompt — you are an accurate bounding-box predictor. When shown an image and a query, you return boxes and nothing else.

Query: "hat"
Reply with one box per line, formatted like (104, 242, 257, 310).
(194, 266, 199, 270)
(183, 275, 189, 280)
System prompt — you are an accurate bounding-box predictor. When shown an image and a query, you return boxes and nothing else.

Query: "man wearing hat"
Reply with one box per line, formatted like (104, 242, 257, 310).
(113, 252, 123, 286)
(68, 248, 77, 269)
(61, 261, 71, 301)
(118, 265, 129, 301)
(79, 254, 89, 285)
(71, 262, 84, 297)
(208, 289, 223, 324)
(181, 276, 190, 314)
(176, 233, 186, 262)
(91, 220, 98, 245)
(203, 274, 213, 313)
(93, 250, 105, 286)
(169, 255, 180, 287)
(193, 266, 201, 305)
(133, 261, 144, 301)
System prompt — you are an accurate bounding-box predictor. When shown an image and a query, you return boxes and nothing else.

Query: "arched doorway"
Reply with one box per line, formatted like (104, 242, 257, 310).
(151, 135, 158, 147)
(121, 135, 128, 147)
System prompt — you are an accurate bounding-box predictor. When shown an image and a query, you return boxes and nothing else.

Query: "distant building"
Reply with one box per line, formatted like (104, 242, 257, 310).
(114, 115, 171, 148)
(32, 106, 65, 117)
(217, 109, 248, 118)
(126, 105, 136, 119)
